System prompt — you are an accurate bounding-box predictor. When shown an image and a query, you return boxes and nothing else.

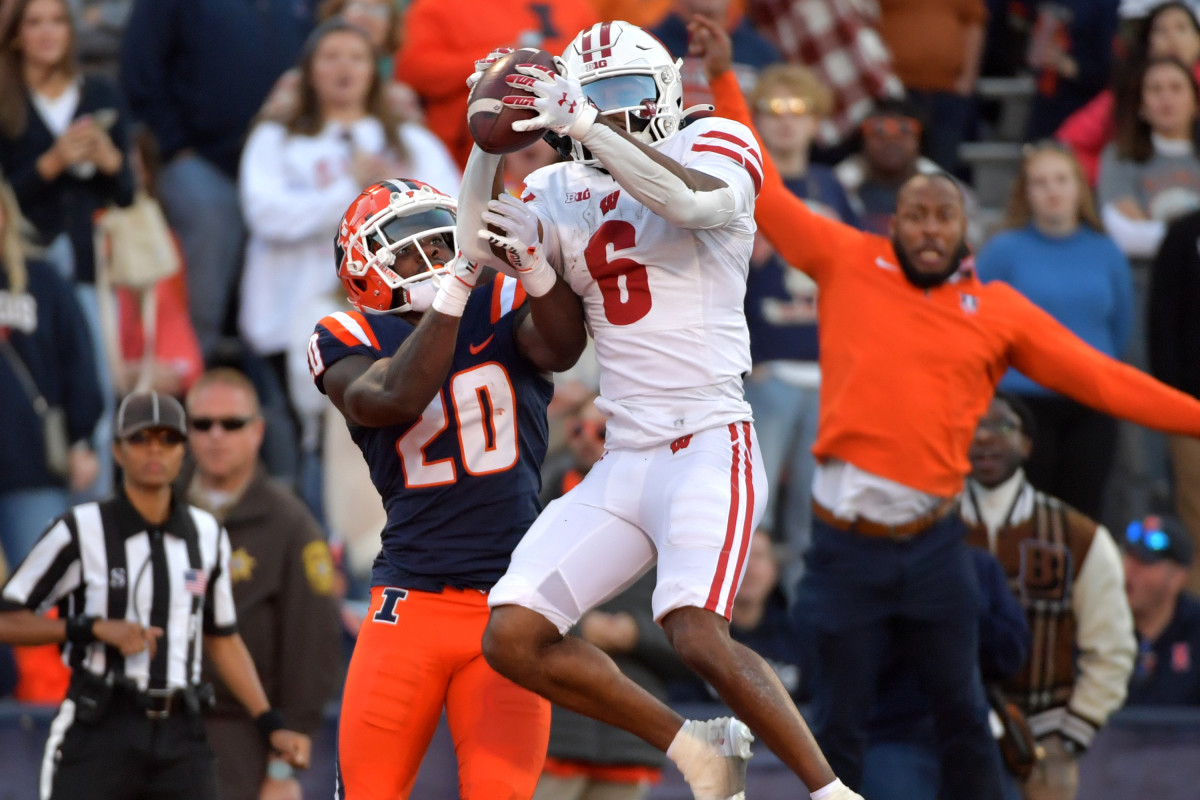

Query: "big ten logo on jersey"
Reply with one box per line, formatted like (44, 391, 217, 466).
(372, 587, 409, 624)
(1017, 539, 1073, 608)
(397, 362, 519, 488)
(565, 188, 591, 203)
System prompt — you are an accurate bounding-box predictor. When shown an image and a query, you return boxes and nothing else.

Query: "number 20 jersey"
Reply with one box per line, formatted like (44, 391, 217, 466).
(307, 275, 553, 592)
(524, 117, 761, 449)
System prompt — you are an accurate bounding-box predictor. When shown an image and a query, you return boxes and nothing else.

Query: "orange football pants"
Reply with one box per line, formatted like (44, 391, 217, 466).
(337, 586, 550, 799)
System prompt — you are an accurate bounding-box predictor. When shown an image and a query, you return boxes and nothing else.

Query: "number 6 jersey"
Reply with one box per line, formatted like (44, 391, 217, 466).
(523, 117, 761, 449)
(307, 274, 553, 591)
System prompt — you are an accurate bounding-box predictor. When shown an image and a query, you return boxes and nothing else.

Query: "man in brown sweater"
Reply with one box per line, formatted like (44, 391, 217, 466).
(185, 368, 341, 800)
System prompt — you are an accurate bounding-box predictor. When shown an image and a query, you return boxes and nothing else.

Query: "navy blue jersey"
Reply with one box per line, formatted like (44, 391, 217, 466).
(307, 275, 553, 591)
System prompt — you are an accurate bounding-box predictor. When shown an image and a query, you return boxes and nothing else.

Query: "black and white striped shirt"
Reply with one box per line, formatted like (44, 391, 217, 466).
(0, 490, 237, 691)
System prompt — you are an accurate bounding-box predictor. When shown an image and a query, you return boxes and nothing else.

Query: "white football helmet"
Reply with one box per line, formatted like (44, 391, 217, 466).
(334, 179, 456, 315)
(560, 21, 684, 163)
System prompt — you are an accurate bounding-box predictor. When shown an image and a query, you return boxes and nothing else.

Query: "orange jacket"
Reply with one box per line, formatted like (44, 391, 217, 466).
(712, 70, 1200, 497)
(394, 0, 598, 168)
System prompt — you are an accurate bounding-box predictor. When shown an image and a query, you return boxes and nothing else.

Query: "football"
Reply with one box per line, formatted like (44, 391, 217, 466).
(467, 47, 558, 155)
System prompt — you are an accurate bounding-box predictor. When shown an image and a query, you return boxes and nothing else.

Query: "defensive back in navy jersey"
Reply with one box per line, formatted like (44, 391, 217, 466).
(308, 274, 553, 591)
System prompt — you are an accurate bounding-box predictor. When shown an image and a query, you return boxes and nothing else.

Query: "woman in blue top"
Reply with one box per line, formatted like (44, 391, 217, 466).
(976, 142, 1133, 519)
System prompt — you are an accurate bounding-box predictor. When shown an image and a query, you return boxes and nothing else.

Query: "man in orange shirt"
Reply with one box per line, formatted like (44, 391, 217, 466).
(690, 14, 1200, 800)
(393, 0, 598, 167)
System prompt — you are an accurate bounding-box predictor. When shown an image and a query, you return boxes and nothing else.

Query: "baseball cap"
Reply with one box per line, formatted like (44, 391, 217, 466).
(115, 391, 187, 440)
(1123, 514, 1194, 568)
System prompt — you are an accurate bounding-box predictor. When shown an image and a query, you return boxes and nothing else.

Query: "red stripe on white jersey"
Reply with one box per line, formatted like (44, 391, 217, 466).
(698, 130, 764, 170)
(704, 423, 754, 617)
(691, 143, 763, 195)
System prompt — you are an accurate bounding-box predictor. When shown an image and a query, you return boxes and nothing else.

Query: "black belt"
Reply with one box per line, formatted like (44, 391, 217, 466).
(111, 681, 211, 720)
(812, 498, 959, 541)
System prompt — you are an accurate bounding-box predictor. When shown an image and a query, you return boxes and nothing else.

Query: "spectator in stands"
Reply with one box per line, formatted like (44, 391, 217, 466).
(66, 0, 131, 78)
(240, 19, 459, 474)
(1098, 54, 1200, 529)
(0, 175, 102, 567)
(1122, 513, 1200, 705)
(860, 546, 1029, 800)
(742, 63, 856, 585)
(1058, 2, 1200, 185)
(185, 367, 341, 800)
(0, 0, 134, 498)
(120, 0, 317, 358)
(1149, 208, 1200, 594)
(260, 0, 421, 125)
(878, 0, 989, 175)
(1100, 60, 1200, 261)
(976, 141, 1133, 521)
(651, 0, 781, 107)
(533, 571, 694, 800)
(1024, 0, 1121, 140)
(962, 392, 1136, 800)
(591, 0, 672, 28)
(746, 0, 906, 155)
(393, 0, 596, 167)
(834, 99, 935, 235)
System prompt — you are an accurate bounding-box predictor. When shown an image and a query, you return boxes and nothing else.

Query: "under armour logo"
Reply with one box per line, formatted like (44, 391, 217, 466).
(558, 92, 575, 113)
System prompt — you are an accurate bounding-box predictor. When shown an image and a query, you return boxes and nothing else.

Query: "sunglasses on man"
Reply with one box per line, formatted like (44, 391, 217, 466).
(862, 116, 922, 139)
(190, 416, 256, 433)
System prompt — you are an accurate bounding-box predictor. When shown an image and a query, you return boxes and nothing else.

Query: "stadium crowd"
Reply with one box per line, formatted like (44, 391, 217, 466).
(2, 0, 1200, 798)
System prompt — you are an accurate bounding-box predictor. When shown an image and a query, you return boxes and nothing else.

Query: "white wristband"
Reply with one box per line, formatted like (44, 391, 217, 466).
(432, 276, 472, 317)
(516, 251, 556, 297)
(567, 104, 598, 139)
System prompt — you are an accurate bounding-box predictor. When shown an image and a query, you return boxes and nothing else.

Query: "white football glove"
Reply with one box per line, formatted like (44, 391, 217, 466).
(466, 47, 515, 91)
(431, 251, 484, 317)
(504, 57, 598, 139)
(481, 194, 556, 297)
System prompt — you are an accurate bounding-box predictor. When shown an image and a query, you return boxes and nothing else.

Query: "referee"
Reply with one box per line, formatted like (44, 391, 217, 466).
(0, 391, 310, 800)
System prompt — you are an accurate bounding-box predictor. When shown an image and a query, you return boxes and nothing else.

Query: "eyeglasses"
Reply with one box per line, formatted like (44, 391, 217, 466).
(976, 417, 1021, 435)
(190, 416, 256, 433)
(756, 96, 810, 116)
(125, 429, 187, 447)
(1125, 518, 1172, 552)
(862, 117, 921, 139)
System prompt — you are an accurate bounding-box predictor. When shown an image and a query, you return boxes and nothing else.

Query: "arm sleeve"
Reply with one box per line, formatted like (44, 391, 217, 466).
(1055, 90, 1115, 186)
(238, 124, 361, 244)
(1147, 215, 1192, 385)
(87, 81, 136, 208)
(710, 69, 866, 283)
(307, 312, 386, 394)
(1101, 202, 1165, 259)
(575, 122, 746, 230)
(1004, 284, 1200, 435)
(453, 144, 506, 268)
(49, 267, 104, 445)
(203, 526, 238, 636)
(0, 517, 81, 613)
(119, 0, 189, 158)
(275, 515, 341, 733)
(1066, 526, 1136, 745)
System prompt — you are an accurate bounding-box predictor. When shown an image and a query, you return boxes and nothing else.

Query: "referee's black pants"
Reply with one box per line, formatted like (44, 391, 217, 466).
(44, 689, 217, 800)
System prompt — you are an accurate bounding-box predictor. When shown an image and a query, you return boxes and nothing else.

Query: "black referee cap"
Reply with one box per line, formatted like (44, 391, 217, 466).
(116, 391, 187, 440)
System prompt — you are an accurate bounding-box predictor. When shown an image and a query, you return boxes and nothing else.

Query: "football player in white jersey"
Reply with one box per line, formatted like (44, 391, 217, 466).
(457, 21, 860, 800)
